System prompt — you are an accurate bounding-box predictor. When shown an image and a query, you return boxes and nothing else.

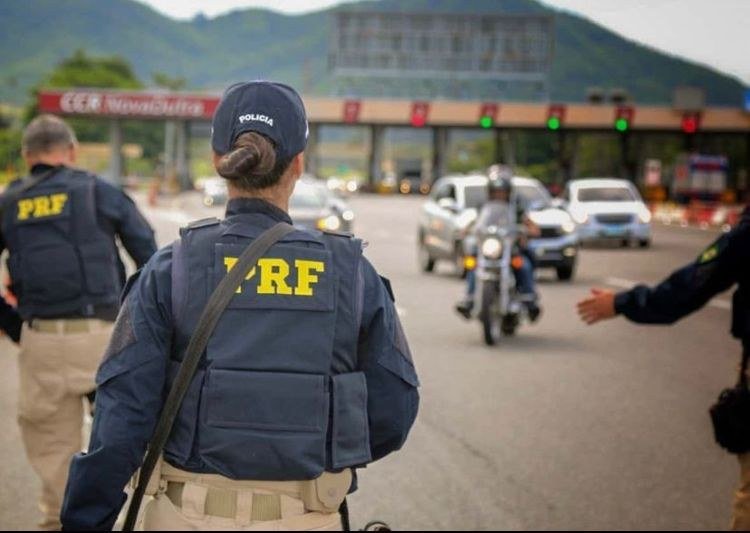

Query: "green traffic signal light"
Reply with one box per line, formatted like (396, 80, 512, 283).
(547, 116, 561, 130)
(479, 116, 493, 129)
(615, 117, 629, 132)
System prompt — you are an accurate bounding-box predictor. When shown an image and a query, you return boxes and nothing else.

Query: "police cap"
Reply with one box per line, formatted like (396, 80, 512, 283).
(211, 81, 309, 162)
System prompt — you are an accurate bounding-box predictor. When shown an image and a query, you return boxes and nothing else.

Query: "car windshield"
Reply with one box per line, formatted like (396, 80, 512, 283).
(577, 186, 636, 202)
(463, 185, 488, 209)
(291, 185, 327, 209)
(515, 184, 549, 208)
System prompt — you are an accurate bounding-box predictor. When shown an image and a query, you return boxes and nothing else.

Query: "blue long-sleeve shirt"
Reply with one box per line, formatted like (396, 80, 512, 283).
(614, 206, 750, 340)
(61, 200, 419, 530)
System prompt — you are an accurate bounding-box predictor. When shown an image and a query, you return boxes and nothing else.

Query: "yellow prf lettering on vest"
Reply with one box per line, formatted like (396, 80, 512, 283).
(223, 257, 256, 294)
(294, 260, 325, 296)
(257, 258, 293, 295)
(17, 193, 68, 220)
(223, 256, 326, 296)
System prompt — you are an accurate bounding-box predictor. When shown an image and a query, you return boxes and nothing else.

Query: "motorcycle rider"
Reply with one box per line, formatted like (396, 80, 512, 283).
(455, 166, 541, 320)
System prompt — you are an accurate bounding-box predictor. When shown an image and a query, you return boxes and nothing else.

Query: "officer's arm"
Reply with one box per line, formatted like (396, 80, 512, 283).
(615, 227, 746, 324)
(357, 258, 420, 461)
(97, 180, 157, 267)
(61, 246, 173, 531)
(0, 231, 21, 343)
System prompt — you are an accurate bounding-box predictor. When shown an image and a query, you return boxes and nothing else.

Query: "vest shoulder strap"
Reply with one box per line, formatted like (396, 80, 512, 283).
(186, 217, 221, 230)
(0, 167, 60, 220)
(172, 220, 224, 325)
(321, 228, 354, 239)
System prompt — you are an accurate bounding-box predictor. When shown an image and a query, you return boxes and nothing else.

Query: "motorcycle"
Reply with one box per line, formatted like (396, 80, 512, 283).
(468, 224, 535, 346)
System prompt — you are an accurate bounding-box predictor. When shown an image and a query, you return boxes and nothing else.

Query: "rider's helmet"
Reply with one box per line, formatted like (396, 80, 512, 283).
(487, 164, 512, 199)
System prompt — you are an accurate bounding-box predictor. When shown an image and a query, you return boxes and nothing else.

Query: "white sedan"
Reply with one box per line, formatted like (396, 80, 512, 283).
(564, 178, 652, 247)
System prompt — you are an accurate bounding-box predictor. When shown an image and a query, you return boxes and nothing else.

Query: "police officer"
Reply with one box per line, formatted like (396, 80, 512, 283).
(60, 81, 420, 531)
(576, 206, 750, 530)
(0, 114, 157, 530)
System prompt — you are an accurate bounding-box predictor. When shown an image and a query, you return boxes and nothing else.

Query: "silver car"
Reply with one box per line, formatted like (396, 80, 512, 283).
(418, 175, 579, 280)
(290, 177, 354, 233)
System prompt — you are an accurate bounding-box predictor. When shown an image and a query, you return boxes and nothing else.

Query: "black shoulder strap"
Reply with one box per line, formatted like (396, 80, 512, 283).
(0, 167, 59, 220)
(123, 221, 296, 531)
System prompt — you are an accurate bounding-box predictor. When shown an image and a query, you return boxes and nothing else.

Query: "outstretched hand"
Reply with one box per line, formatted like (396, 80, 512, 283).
(577, 288, 617, 325)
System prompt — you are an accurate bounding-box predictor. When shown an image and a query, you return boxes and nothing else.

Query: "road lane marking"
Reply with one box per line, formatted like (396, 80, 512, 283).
(604, 277, 731, 311)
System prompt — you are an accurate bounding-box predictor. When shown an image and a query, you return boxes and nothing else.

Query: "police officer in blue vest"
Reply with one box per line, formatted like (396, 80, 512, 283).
(577, 206, 750, 530)
(0, 114, 156, 530)
(61, 82, 420, 531)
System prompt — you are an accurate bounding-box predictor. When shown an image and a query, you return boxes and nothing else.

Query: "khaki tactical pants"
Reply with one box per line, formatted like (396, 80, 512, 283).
(732, 453, 750, 530)
(136, 462, 349, 531)
(17, 319, 113, 531)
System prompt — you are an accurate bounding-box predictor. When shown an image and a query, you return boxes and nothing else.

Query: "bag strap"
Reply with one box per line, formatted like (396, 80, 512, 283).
(123, 221, 296, 531)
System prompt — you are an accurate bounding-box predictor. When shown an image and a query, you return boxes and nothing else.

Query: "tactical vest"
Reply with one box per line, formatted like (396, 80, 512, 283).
(166, 217, 372, 480)
(1, 168, 121, 320)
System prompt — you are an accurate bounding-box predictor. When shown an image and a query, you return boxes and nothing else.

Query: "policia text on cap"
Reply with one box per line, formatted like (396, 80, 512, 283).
(0, 114, 157, 530)
(60, 81, 420, 531)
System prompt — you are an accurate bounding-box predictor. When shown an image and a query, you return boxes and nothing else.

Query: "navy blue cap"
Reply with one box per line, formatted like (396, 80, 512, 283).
(211, 81, 308, 162)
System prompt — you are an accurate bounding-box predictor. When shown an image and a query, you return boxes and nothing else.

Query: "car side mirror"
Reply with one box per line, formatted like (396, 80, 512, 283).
(438, 197, 459, 212)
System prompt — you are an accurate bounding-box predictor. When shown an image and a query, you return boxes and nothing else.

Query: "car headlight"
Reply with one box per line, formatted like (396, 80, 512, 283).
(481, 238, 503, 259)
(317, 215, 341, 231)
(346, 181, 358, 193)
(342, 210, 355, 222)
(638, 209, 652, 224)
(561, 220, 576, 234)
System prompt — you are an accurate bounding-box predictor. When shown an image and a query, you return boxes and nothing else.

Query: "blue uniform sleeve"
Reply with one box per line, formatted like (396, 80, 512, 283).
(357, 257, 420, 462)
(95, 179, 157, 267)
(614, 221, 749, 325)
(61, 246, 173, 531)
(0, 230, 21, 343)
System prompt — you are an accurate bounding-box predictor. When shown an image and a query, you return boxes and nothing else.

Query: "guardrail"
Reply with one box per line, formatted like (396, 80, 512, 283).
(650, 201, 745, 231)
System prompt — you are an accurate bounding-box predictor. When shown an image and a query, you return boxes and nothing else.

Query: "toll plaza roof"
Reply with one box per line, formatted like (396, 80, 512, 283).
(37, 89, 750, 132)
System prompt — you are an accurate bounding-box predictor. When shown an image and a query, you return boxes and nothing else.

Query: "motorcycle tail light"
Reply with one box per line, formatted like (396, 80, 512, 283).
(511, 256, 525, 270)
(463, 256, 477, 271)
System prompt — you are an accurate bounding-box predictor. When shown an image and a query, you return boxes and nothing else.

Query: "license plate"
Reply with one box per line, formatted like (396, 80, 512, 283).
(602, 226, 626, 237)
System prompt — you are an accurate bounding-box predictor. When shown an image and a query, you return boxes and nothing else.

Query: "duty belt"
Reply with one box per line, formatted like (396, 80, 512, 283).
(28, 318, 110, 334)
(165, 481, 294, 521)
(146, 461, 351, 520)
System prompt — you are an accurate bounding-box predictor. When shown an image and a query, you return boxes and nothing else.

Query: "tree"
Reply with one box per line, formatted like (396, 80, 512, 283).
(152, 72, 187, 91)
(23, 50, 178, 164)
(24, 49, 143, 140)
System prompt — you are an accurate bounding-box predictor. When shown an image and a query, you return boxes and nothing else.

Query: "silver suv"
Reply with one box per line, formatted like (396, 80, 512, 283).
(418, 175, 580, 280)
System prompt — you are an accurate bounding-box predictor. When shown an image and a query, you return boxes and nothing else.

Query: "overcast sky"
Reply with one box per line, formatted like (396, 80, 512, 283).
(138, 0, 750, 85)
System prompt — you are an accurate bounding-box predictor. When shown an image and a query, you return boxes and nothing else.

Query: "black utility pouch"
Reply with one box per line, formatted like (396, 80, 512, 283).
(710, 345, 750, 454)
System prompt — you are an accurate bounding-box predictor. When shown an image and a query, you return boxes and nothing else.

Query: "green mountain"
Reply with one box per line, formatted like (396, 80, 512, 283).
(0, 0, 745, 106)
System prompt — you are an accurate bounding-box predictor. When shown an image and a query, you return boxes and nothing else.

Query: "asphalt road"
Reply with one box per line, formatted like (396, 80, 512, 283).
(0, 191, 742, 530)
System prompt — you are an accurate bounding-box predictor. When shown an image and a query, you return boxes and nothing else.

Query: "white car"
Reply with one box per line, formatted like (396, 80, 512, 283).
(564, 178, 652, 247)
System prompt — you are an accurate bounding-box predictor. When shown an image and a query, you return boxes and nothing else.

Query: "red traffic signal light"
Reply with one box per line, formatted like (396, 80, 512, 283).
(410, 101, 430, 128)
(547, 104, 566, 130)
(681, 113, 700, 134)
(343, 100, 361, 124)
